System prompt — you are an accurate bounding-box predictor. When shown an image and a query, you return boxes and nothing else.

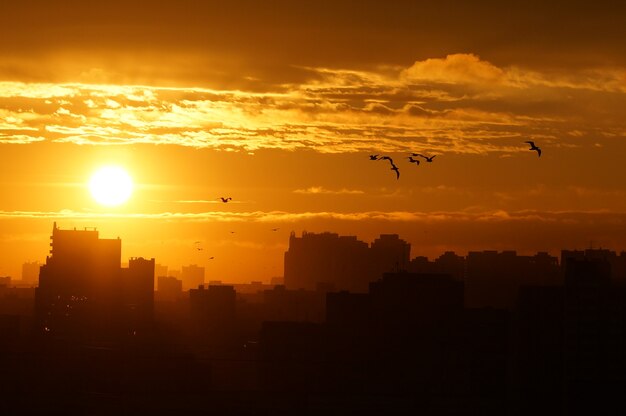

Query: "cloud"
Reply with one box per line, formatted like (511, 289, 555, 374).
(0, 134, 46, 144)
(402, 54, 505, 85)
(1, 54, 626, 154)
(1, 208, 625, 225)
(293, 186, 364, 195)
(401, 53, 626, 93)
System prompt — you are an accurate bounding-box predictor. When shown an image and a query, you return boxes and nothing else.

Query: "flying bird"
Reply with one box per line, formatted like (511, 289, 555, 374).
(414, 154, 436, 162)
(525, 141, 541, 157)
(196, 247, 203, 251)
(209, 256, 214, 260)
(379, 156, 400, 179)
(407, 156, 420, 165)
(271, 228, 280, 231)
(219, 197, 232, 203)
(369, 154, 379, 160)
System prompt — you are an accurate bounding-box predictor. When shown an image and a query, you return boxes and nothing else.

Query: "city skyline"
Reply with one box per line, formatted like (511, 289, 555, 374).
(4, 222, 626, 288)
(2, 219, 625, 414)
(2, 2, 626, 282)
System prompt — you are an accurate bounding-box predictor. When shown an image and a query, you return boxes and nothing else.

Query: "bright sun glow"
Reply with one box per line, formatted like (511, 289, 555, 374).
(88, 166, 133, 206)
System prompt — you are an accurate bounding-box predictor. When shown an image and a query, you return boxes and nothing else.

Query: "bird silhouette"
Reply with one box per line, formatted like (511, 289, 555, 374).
(209, 256, 214, 260)
(271, 228, 279, 231)
(414, 154, 436, 162)
(391, 165, 400, 179)
(219, 197, 232, 203)
(407, 156, 420, 165)
(196, 247, 203, 251)
(230, 231, 236, 234)
(379, 156, 400, 179)
(369, 154, 379, 160)
(384, 157, 399, 177)
(525, 141, 541, 157)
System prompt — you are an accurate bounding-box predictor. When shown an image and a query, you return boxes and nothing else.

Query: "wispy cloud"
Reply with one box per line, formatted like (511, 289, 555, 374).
(293, 186, 364, 195)
(1, 55, 625, 153)
(1, 208, 625, 225)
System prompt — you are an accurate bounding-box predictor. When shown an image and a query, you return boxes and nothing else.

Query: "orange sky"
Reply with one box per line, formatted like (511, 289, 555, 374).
(1, 1, 626, 282)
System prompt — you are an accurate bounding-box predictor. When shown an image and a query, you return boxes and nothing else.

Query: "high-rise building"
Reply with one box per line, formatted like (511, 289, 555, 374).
(561, 249, 626, 284)
(154, 263, 168, 281)
(181, 264, 205, 290)
(284, 232, 410, 292)
(122, 257, 155, 329)
(189, 284, 236, 342)
(284, 232, 370, 292)
(157, 276, 183, 301)
(21, 261, 41, 285)
(36, 223, 122, 335)
(35, 223, 154, 338)
(465, 250, 559, 309)
(370, 234, 411, 276)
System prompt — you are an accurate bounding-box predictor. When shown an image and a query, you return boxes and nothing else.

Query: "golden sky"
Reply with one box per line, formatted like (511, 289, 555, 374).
(1, 1, 626, 281)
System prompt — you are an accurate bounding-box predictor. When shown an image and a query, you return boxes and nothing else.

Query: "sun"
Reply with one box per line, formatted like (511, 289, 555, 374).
(88, 166, 133, 206)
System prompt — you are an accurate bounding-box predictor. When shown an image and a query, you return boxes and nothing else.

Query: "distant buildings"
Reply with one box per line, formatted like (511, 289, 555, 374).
(21, 261, 41, 285)
(122, 257, 155, 327)
(284, 232, 568, 305)
(465, 250, 560, 309)
(370, 234, 411, 278)
(284, 231, 410, 292)
(181, 264, 205, 290)
(262, 285, 326, 323)
(154, 263, 168, 281)
(409, 251, 465, 280)
(9, 224, 626, 413)
(157, 275, 183, 302)
(189, 284, 237, 343)
(514, 252, 626, 414)
(561, 248, 626, 284)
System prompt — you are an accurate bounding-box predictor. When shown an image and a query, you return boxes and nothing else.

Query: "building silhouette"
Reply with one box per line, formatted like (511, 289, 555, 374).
(262, 285, 326, 323)
(156, 275, 183, 302)
(21, 261, 41, 285)
(154, 263, 168, 281)
(513, 255, 626, 415)
(122, 257, 155, 331)
(36, 223, 122, 337)
(181, 264, 205, 290)
(284, 231, 410, 292)
(0, 276, 10, 288)
(35, 223, 154, 339)
(370, 234, 411, 276)
(11, 223, 626, 413)
(409, 250, 466, 280)
(465, 250, 559, 309)
(189, 284, 237, 346)
(284, 231, 370, 292)
(561, 248, 626, 284)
